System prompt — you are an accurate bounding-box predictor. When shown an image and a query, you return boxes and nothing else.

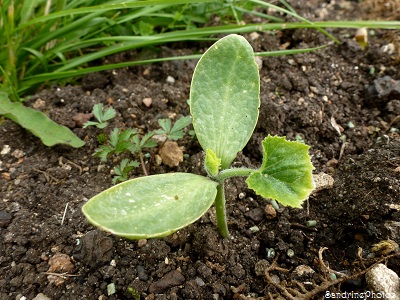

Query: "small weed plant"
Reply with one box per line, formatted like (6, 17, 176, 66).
(82, 34, 315, 239)
(84, 104, 191, 184)
(83, 103, 116, 130)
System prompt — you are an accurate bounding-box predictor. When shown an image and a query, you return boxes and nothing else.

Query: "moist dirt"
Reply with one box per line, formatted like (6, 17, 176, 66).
(1, 1, 400, 299)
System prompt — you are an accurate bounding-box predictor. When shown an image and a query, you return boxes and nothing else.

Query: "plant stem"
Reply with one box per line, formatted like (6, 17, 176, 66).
(138, 151, 148, 176)
(215, 167, 254, 183)
(215, 183, 230, 238)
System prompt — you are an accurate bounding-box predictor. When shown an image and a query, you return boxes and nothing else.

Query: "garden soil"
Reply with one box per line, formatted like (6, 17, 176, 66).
(1, 1, 400, 299)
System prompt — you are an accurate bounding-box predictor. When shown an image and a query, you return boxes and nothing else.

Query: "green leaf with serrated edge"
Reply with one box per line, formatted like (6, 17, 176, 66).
(82, 173, 218, 239)
(167, 131, 184, 141)
(171, 116, 192, 132)
(109, 128, 119, 147)
(246, 135, 314, 208)
(158, 118, 171, 132)
(205, 149, 221, 176)
(190, 34, 260, 169)
(102, 107, 116, 121)
(93, 103, 104, 121)
(0, 92, 85, 147)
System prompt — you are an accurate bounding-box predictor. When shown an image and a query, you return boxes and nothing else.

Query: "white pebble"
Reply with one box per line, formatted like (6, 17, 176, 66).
(366, 264, 400, 299)
(142, 98, 152, 107)
(1, 145, 11, 155)
(166, 76, 175, 84)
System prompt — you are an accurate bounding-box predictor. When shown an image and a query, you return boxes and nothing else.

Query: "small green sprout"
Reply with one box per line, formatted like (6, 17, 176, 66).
(94, 128, 139, 162)
(83, 103, 116, 129)
(155, 116, 192, 141)
(82, 35, 315, 239)
(112, 159, 140, 185)
(88, 113, 191, 182)
(93, 128, 157, 178)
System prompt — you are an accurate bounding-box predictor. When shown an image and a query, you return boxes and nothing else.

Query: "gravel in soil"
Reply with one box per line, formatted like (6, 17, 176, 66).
(1, 1, 400, 299)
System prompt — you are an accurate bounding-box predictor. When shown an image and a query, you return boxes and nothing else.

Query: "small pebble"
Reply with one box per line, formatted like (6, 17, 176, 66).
(142, 98, 152, 107)
(313, 172, 334, 193)
(1, 145, 11, 155)
(32, 293, 51, 300)
(366, 264, 400, 299)
(195, 277, 205, 286)
(292, 265, 315, 277)
(245, 207, 264, 222)
(287, 249, 295, 257)
(136, 265, 148, 281)
(0, 211, 12, 227)
(166, 76, 175, 84)
(264, 204, 277, 219)
(107, 283, 116, 295)
(159, 141, 183, 167)
(254, 259, 269, 276)
(148, 269, 185, 294)
(138, 239, 147, 247)
(11, 149, 25, 159)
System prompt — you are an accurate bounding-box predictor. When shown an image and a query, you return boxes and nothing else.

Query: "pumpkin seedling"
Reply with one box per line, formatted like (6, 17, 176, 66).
(82, 34, 314, 239)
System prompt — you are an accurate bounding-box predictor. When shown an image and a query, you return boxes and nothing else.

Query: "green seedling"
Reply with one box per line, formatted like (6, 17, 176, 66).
(155, 116, 192, 141)
(113, 159, 140, 185)
(82, 34, 315, 239)
(83, 103, 116, 129)
(94, 128, 157, 178)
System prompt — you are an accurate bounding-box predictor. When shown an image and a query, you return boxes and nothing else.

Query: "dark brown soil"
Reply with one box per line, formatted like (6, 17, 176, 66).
(1, 1, 399, 299)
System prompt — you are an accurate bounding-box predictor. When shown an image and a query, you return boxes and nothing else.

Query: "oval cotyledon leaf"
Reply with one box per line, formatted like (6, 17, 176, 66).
(190, 34, 260, 170)
(82, 173, 218, 239)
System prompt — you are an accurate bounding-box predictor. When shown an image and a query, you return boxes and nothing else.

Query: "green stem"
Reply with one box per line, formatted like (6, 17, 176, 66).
(215, 183, 230, 238)
(215, 167, 255, 183)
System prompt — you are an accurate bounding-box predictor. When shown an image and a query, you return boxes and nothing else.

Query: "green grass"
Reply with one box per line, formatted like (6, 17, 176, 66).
(1, 0, 400, 147)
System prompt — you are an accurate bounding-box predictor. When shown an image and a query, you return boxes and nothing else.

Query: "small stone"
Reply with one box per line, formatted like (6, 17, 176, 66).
(195, 277, 205, 286)
(159, 141, 183, 167)
(143, 68, 150, 76)
(238, 192, 246, 199)
(137, 265, 149, 281)
(1, 145, 11, 155)
(32, 99, 46, 109)
(249, 32, 260, 41)
(74, 230, 114, 268)
(254, 259, 269, 276)
(148, 269, 185, 294)
(245, 207, 264, 223)
(12, 149, 25, 159)
(142, 98, 152, 107)
(48, 253, 74, 273)
(270, 274, 280, 285)
(138, 239, 147, 247)
(366, 264, 400, 299)
(264, 204, 277, 219)
(0, 211, 12, 227)
(292, 265, 315, 278)
(312, 172, 334, 193)
(32, 293, 51, 300)
(166, 76, 175, 84)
